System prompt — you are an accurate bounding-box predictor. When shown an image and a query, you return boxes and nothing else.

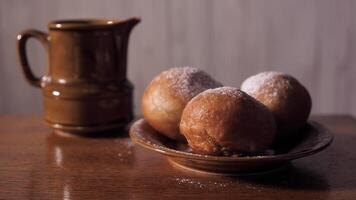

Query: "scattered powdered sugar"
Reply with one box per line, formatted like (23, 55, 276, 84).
(114, 138, 135, 162)
(175, 177, 234, 189)
(174, 177, 267, 193)
(158, 67, 222, 101)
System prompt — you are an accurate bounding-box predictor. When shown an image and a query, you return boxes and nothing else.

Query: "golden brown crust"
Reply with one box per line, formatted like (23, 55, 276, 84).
(180, 87, 276, 156)
(141, 67, 222, 141)
(142, 78, 186, 140)
(241, 72, 312, 138)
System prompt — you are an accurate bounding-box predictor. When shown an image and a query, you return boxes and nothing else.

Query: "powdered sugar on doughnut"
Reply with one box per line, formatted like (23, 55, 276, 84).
(157, 67, 222, 101)
(198, 86, 244, 99)
(241, 71, 295, 99)
(241, 72, 282, 94)
(195, 86, 268, 111)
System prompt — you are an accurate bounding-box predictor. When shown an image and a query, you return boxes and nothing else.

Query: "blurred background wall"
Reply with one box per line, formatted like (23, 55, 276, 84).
(0, 0, 355, 116)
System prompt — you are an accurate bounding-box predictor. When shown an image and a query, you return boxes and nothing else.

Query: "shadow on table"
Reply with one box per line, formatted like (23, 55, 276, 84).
(235, 131, 356, 192)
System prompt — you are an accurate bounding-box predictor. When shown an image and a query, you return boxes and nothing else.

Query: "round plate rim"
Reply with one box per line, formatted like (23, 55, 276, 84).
(129, 118, 334, 162)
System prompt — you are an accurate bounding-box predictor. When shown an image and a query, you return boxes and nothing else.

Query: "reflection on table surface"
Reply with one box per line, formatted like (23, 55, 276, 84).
(0, 115, 356, 199)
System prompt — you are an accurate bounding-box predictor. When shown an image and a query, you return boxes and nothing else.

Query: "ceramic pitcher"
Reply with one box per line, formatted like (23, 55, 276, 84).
(17, 18, 140, 135)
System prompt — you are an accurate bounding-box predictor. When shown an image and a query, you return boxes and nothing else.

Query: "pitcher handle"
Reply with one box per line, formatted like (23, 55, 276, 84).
(17, 29, 49, 88)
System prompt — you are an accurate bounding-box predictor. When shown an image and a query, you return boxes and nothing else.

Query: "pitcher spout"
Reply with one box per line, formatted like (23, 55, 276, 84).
(113, 17, 141, 32)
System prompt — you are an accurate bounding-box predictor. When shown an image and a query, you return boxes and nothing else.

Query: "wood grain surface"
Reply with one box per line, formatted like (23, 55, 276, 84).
(0, 115, 356, 199)
(0, 0, 356, 116)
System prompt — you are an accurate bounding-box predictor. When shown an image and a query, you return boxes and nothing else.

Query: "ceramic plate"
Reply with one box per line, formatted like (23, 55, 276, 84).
(129, 118, 333, 174)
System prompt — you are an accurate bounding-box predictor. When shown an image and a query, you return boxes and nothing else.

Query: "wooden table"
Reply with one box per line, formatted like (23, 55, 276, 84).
(1, 115, 356, 200)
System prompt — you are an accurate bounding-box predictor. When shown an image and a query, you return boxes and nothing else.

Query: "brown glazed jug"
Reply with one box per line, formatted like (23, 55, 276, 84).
(17, 18, 140, 135)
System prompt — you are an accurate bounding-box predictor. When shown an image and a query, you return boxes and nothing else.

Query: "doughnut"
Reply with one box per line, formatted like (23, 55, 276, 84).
(241, 71, 312, 138)
(180, 87, 276, 155)
(141, 67, 222, 141)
